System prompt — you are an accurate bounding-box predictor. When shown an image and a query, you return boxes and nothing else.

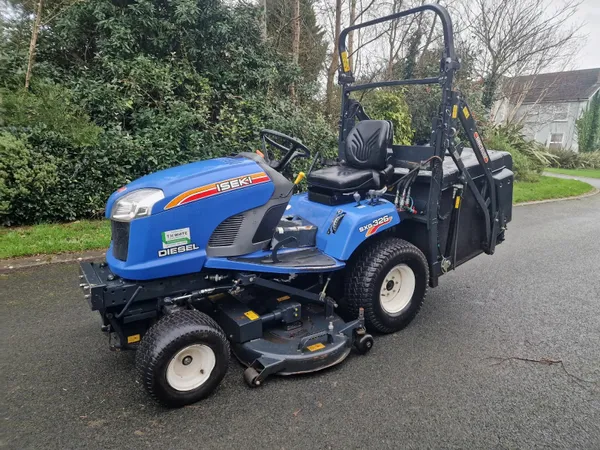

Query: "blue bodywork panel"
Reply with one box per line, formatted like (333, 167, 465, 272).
(105, 155, 400, 279)
(287, 194, 399, 260)
(106, 157, 274, 280)
(203, 194, 399, 274)
(105, 157, 271, 215)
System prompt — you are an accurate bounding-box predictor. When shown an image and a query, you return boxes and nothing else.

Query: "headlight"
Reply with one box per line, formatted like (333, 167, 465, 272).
(111, 188, 164, 222)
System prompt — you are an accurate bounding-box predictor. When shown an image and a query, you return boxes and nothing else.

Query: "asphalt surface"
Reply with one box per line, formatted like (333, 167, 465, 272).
(2, 192, 600, 450)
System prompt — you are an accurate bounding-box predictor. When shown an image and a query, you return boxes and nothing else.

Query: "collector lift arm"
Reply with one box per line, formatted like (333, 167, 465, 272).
(443, 91, 501, 266)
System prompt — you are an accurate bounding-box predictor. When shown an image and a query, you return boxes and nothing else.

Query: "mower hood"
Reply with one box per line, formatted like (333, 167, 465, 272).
(105, 156, 269, 218)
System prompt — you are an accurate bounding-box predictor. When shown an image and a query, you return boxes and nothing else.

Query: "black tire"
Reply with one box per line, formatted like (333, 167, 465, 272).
(135, 309, 230, 407)
(345, 237, 429, 334)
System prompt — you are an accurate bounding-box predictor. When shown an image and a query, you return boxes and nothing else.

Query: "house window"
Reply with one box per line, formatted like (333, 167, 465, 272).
(549, 133, 564, 149)
(552, 105, 568, 122)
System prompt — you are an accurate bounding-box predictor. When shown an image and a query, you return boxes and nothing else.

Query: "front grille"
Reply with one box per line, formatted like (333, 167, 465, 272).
(111, 221, 130, 261)
(208, 214, 244, 247)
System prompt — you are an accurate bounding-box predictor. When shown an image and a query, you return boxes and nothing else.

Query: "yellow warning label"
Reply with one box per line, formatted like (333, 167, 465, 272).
(277, 295, 291, 302)
(307, 343, 325, 352)
(341, 51, 351, 72)
(455, 196, 461, 209)
(452, 105, 458, 118)
(462, 106, 470, 119)
(244, 310, 259, 321)
(127, 334, 141, 344)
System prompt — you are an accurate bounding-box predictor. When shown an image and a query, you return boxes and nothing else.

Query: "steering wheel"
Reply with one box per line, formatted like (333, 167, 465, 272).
(259, 129, 311, 172)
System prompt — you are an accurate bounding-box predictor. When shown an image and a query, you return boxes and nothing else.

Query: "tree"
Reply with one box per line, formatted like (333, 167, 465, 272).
(24, 0, 42, 89)
(5, 0, 86, 89)
(577, 91, 600, 153)
(324, 0, 341, 116)
(290, 0, 300, 102)
(266, 0, 327, 89)
(260, 0, 268, 40)
(458, 0, 583, 109)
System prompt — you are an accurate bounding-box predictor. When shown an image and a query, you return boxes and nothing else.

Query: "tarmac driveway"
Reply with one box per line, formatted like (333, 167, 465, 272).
(1, 192, 599, 450)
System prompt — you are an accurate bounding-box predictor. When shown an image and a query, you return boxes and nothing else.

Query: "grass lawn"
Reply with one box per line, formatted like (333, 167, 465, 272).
(0, 220, 110, 259)
(545, 167, 600, 179)
(513, 175, 594, 203)
(0, 175, 595, 259)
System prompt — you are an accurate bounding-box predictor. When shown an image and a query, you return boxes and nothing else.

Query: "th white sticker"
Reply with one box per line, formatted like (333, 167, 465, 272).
(161, 227, 191, 249)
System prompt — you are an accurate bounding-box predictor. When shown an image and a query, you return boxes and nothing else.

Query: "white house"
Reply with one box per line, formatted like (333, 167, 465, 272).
(493, 68, 600, 151)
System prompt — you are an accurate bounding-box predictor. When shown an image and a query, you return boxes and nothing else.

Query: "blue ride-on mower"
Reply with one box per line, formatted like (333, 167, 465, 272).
(79, 4, 514, 407)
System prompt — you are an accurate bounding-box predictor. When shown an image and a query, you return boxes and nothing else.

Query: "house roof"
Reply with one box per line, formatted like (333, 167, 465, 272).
(502, 68, 600, 105)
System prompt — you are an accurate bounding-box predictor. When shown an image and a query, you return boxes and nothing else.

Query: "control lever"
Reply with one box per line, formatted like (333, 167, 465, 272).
(366, 186, 387, 204)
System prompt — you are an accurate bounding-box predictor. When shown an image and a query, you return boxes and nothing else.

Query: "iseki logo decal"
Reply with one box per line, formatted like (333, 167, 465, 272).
(215, 176, 253, 192)
(165, 172, 270, 210)
(359, 215, 393, 237)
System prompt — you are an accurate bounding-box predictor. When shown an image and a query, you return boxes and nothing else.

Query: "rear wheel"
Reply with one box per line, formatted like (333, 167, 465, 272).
(345, 237, 429, 333)
(136, 309, 230, 407)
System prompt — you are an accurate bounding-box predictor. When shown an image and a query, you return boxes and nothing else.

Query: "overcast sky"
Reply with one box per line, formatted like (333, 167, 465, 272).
(565, 0, 600, 70)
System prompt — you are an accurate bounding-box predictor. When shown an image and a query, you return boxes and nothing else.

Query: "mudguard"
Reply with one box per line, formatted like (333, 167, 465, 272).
(287, 193, 400, 261)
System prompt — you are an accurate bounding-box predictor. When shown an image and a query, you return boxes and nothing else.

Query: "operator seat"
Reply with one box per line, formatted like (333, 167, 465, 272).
(307, 120, 394, 196)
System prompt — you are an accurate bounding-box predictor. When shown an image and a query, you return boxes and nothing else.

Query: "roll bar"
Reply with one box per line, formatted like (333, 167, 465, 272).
(337, 3, 456, 86)
(334, 5, 503, 288)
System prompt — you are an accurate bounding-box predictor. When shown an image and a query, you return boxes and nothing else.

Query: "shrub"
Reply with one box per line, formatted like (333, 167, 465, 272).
(546, 148, 600, 169)
(0, 132, 59, 225)
(484, 124, 552, 182)
(0, 84, 102, 146)
(361, 89, 414, 145)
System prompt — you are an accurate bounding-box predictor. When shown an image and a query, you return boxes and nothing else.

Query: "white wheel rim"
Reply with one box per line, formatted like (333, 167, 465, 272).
(379, 263, 416, 314)
(166, 344, 216, 392)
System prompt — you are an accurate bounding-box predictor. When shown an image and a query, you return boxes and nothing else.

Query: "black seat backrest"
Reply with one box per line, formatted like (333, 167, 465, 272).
(343, 120, 393, 170)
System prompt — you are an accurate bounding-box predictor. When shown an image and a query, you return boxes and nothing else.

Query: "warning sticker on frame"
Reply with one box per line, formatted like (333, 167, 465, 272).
(307, 343, 325, 352)
(473, 132, 490, 163)
(341, 51, 351, 72)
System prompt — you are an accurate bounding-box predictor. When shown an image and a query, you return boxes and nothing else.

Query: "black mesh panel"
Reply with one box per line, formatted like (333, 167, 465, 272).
(111, 221, 130, 261)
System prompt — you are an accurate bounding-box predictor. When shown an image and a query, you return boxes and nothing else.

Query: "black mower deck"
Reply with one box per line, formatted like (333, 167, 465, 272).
(233, 303, 355, 377)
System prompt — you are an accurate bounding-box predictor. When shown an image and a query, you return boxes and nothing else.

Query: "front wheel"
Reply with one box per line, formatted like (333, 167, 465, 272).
(345, 237, 429, 334)
(136, 310, 230, 407)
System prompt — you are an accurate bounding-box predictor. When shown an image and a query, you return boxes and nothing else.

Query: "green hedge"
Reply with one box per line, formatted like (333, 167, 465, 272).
(0, 94, 337, 225)
(0, 0, 338, 226)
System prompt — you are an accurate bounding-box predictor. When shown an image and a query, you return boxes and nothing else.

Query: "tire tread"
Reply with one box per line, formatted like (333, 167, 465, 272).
(135, 309, 230, 407)
(345, 237, 429, 333)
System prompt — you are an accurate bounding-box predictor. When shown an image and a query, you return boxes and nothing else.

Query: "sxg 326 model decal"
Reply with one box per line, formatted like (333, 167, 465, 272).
(164, 172, 270, 210)
(359, 215, 393, 237)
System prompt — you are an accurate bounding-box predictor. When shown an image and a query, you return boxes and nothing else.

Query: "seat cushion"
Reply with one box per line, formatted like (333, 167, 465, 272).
(307, 165, 380, 192)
